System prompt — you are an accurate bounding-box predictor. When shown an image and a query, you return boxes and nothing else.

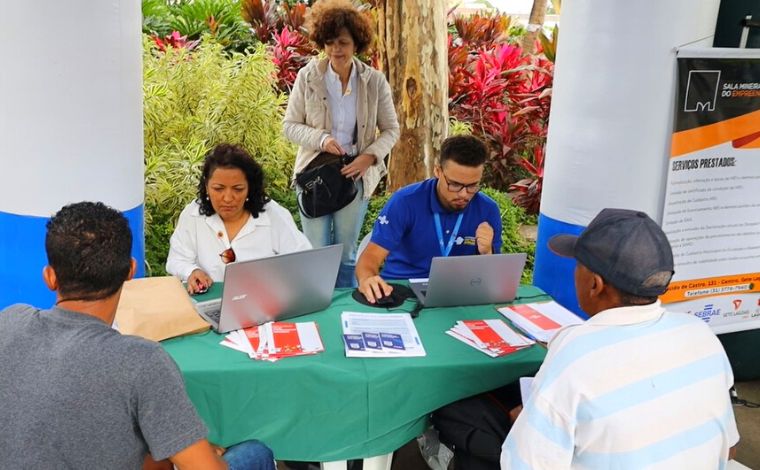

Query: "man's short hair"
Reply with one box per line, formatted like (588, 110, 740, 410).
(46, 202, 133, 301)
(439, 135, 488, 167)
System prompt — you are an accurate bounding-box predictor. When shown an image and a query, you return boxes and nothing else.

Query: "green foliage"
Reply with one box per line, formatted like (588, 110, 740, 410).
(143, 35, 296, 275)
(359, 193, 391, 242)
(269, 185, 301, 229)
(142, 0, 256, 52)
(448, 118, 472, 137)
(538, 24, 559, 63)
(142, 0, 172, 36)
(480, 188, 536, 283)
(358, 188, 535, 283)
(507, 23, 526, 41)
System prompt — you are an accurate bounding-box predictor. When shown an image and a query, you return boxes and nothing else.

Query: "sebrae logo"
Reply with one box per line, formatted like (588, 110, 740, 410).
(692, 304, 721, 323)
(684, 70, 721, 113)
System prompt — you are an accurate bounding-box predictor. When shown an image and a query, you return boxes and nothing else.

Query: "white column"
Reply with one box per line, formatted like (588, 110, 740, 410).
(534, 0, 721, 312)
(0, 0, 144, 308)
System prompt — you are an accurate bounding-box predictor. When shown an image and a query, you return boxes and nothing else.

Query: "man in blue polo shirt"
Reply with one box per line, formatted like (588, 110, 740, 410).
(356, 135, 502, 302)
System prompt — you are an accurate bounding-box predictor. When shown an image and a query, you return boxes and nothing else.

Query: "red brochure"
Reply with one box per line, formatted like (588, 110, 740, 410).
(271, 322, 303, 355)
(507, 304, 562, 330)
(461, 320, 516, 354)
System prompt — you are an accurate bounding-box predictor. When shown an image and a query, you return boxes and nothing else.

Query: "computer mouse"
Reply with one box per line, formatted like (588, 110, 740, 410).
(193, 286, 209, 295)
(375, 293, 395, 306)
(351, 284, 414, 308)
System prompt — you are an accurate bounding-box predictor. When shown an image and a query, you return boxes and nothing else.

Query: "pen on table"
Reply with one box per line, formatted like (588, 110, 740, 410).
(507, 322, 540, 344)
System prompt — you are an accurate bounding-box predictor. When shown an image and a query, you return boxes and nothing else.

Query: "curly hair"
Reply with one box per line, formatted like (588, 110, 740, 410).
(307, 0, 374, 54)
(197, 144, 270, 219)
(46, 202, 132, 301)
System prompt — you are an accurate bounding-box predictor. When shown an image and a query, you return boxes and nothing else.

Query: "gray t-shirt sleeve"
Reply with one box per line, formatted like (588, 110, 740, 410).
(134, 346, 208, 461)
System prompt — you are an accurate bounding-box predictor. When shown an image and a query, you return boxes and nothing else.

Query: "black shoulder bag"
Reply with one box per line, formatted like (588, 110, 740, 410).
(296, 125, 359, 218)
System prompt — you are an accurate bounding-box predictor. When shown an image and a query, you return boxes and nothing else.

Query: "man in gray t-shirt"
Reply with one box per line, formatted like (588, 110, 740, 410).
(0, 303, 208, 468)
(0, 202, 274, 470)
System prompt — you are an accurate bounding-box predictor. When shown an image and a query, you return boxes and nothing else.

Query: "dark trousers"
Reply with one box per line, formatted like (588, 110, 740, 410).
(431, 381, 521, 470)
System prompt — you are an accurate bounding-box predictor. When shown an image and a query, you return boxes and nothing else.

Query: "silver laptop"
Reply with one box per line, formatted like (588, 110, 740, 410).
(409, 253, 527, 308)
(194, 244, 342, 333)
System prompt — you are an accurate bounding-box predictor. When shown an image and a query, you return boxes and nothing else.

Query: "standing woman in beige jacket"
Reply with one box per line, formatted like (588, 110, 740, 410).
(283, 0, 399, 288)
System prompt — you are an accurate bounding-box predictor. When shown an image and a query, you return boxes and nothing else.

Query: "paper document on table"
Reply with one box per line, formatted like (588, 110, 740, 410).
(220, 321, 324, 362)
(446, 319, 534, 357)
(498, 301, 583, 343)
(341, 312, 426, 357)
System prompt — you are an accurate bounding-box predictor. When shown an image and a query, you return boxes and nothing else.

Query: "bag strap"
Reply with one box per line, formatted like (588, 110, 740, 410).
(303, 151, 342, 173)
(296, 191, 313, 219)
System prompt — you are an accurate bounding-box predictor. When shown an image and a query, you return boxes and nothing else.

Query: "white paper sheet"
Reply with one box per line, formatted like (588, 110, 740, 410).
(341, 311, 426, 357)
(498, 301, 584, 343)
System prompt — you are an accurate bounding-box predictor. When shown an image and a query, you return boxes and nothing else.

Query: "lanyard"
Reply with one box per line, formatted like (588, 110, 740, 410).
(434, 213, 464, 257)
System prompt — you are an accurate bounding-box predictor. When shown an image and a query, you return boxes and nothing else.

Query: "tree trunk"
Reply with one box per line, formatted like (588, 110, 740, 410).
(520, 0, 548, 55)
(376, 0, 448, 191)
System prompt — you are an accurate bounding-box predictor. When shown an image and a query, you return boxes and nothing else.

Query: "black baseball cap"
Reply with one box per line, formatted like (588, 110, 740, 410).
(548, 208, 674, 297)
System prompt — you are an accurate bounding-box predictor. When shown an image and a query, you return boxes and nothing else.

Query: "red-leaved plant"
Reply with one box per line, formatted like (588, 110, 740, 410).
(509, 145, 545, 214)
(452, 11, 512, 50)
(152, 31, 200, 52)
(271, 27, 317, 92)
(447, 12, 553, 212)
(241, 0, 283, 43)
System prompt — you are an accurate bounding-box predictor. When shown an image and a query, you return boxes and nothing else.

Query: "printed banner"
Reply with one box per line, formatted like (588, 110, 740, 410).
(661, 48, 760, 334)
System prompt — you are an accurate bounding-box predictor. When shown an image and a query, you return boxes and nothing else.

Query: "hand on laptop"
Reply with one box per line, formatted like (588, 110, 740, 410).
(476, 221, 495, 255)
(358, 275, 393, 304)
(187, 269, 213, 295)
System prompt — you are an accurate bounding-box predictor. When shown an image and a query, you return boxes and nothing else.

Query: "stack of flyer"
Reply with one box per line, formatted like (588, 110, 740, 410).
(220, 321, 324, 362)
(341, 311, 426, 357)
(498, 301, 583, 343)
(446, 319, 535, 357)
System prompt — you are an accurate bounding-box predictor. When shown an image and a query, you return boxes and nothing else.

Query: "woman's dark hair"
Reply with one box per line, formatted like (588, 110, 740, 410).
(197, 144, 270, 218)
(307, 0, 374, 54)
(46, 202, 133, 301)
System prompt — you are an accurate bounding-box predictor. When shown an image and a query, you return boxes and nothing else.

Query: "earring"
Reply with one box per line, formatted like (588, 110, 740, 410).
(245, 197, 249, 201)
(206, 196, 210, 201)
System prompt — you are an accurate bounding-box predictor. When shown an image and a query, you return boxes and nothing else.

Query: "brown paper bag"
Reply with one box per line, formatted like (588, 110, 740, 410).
(115, 276, 210, 341)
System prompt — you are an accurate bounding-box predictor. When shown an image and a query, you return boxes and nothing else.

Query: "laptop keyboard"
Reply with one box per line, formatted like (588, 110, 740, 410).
(194, 299, 222, 325)
(205, 308, 222, 324)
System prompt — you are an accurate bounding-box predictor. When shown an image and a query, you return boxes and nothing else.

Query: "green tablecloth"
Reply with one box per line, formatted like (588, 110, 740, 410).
(162, 285, 549, 461)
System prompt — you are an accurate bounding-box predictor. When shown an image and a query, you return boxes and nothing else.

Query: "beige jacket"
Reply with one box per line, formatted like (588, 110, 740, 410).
(283, 57, 400, 199)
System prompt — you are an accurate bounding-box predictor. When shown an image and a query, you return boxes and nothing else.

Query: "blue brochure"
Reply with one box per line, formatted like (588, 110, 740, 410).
(362, 332, 382, 350)
(343, 334, 365, 351)
(380, 332, 405, 350)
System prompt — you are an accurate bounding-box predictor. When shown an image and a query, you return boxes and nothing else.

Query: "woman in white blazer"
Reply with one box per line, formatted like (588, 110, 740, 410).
(283, 0, 399, 288)
(166, 144, 311, 293)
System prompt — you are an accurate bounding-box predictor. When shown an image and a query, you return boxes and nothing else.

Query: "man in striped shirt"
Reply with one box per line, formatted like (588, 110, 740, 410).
(501, 208, 739, 469)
